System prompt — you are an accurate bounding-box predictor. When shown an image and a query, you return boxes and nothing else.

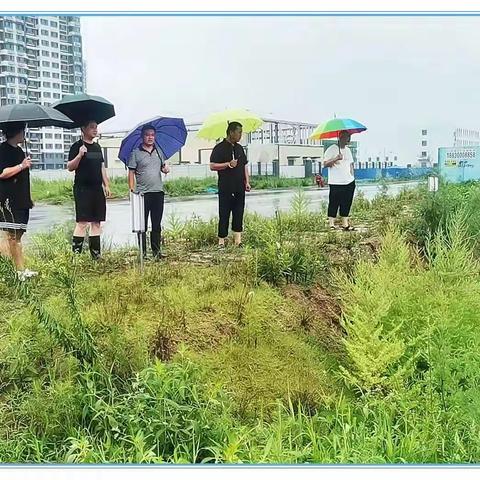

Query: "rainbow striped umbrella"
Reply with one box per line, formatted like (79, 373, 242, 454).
(310, 118, 367, 140)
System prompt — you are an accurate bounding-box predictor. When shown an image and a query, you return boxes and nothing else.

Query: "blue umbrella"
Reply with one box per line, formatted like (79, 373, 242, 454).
(118, 116, 187, 164)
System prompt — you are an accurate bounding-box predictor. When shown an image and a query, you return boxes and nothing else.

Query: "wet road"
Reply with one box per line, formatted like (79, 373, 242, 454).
(28, 181, 420, 247)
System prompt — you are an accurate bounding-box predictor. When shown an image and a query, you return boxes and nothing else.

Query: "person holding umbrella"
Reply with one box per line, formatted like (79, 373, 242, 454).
(118, 116, 187, 261)
(310, 118, 367, 231)
(0, 122, 36, 278)
(67, 120, 111, 259)
(209, 121, 251, 248)
(53, 94, 115, 259)
(127, 124, 170, 259)
(323, 130, 356, 231)
(0, 103, 73, 278)
(198, 109, 261, 248)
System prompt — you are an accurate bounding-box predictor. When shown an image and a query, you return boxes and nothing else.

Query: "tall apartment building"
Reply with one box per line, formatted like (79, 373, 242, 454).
(453, 128, 480, 147)
(0, 15, 85, 169)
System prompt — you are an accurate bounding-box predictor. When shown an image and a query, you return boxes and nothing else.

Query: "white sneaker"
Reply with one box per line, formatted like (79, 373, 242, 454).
(16, 269, 38, 281)
(23, 269, 38, 278)
(16, 271, 26, 281)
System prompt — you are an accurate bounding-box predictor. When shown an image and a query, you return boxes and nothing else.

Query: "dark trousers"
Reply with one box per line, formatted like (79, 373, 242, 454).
(218, 190, 246, 238)
(140, 191, 165, 256)
(328, 181, 356, 218)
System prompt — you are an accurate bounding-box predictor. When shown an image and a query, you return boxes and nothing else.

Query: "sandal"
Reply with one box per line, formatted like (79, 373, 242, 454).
(341, 225, 356, 232)
(329, 225, 337, 230)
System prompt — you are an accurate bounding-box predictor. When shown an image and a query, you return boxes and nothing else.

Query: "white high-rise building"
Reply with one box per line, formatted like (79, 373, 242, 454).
(0, 15, 85, 169)
(453, 128, 480, 147)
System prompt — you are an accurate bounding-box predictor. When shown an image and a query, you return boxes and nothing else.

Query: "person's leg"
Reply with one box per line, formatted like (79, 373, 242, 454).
(339, 181, 356, 228)
(218, 191, 232, 246)
(140, 193, 152, 257)
(328, 184, 341, 228)
(88, 187, 107, 259)
(88, 222, 102, 259)
(6, 230, 24, 271)
(72, 222, 88, 253)
(150, 192, 165, 258)
(231, 191, 246, 246)
(72, 185, 88, 253)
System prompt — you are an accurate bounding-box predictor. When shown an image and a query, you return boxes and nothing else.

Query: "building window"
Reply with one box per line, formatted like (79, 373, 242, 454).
(42, 81, 51, 87)
(422, 130, 427, 136)
(43, 92, 51, 98)
(40, 19, 49, 26)
(50, 21, 58, 27)
(43, 71, 51, 78)
(51, 31, 58, 38)
(52, 82, 60, 89)
(41, 29, 49, 35)
(45, 143, 53, 149)
(422, 151, 427, 157)
(54, 134, 62, 139)
(422, 140, 427, 146)
(41, 50, 50, 56)
(52, 72, 59, 78)
(55, 144, 63, 150)
(52, 62, 59, 68)
(41, 40, 49, 46)
(51, 52, 59, 58)
(53, 93, 61, 99)
(51, 41, 58, 48)
(44, 133, 53, 139)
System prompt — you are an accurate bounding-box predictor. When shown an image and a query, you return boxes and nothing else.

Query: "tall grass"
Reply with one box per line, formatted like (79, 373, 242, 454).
(2, 182, 480, 463)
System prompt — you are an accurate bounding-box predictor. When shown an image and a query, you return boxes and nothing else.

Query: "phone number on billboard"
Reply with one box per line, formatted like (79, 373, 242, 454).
(446, 150, 477, 159)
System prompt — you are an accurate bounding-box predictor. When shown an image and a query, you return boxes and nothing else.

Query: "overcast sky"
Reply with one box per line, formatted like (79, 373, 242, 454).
(81, 16, 480, 164)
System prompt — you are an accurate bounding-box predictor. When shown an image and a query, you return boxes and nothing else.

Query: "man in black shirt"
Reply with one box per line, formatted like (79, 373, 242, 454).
(67, 120, 111, 259)
(210, 121, 251, 248)
(0, 122, 37, 279)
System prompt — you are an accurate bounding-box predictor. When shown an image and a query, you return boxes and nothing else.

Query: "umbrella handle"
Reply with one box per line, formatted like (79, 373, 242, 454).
(153, 144, 165, 168)
(23, 122, 29, 157)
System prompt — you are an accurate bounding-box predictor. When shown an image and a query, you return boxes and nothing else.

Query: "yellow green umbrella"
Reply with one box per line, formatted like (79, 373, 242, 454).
(197, 108, 263, 140)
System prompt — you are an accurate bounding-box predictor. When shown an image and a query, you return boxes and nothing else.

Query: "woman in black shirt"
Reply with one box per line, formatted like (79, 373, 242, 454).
(0, 122, 37, 278)
(67, 120, 111, 259)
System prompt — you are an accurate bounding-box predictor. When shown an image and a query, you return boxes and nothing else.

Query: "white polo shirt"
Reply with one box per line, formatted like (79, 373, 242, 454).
(324, 144, 355, 185)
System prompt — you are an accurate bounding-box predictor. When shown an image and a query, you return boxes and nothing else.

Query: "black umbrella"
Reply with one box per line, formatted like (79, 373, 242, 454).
(0, 103, 75, 129)
(0, 103, 75, 156)
(52, 93, 115, 128)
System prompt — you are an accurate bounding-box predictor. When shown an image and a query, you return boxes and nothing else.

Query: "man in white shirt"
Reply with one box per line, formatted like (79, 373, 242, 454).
(323, 130, 356, 231)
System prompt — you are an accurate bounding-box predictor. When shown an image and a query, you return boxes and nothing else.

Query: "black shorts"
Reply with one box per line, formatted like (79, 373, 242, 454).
(73, 185, 106, 223)
(0, 207, 30, 237)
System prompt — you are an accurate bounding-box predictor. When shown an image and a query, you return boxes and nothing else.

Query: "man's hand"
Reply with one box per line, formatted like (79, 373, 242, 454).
(79, 145, 88, 157)
(229, 158, 238, 168)
(161, 164, 170, 174)
(21, 156, 32, 170)
(333, 153, 343, 163)
(245, 182, 251, 192)
(104, 185, 112, 198)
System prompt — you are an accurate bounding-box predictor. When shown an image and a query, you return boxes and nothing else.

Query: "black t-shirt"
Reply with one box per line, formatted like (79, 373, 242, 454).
(210, 140, 248, 193)
(0, 142, 33, 210)
(68, 140, 104, 188)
